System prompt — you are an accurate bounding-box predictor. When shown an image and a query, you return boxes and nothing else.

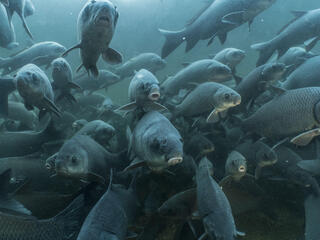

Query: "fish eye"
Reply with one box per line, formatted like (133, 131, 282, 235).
(224, 93, 230, 100)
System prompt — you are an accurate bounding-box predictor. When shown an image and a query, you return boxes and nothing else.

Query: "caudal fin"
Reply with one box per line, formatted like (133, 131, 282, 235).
(159, 29, 186, 58)
(251, 41, 276, 66)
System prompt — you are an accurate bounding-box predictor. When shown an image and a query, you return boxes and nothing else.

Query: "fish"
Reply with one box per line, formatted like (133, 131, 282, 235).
(213, 48, 246, 83)
(222, 151, 247, 183)
(5, 0, 33, 39)
(114, 53, 166, 79)
(277, 47, 316, 76)
(0, 0, 9, 7)
(242, 87, 320, 146)
(0, 41, 67, 76)
(161, 59, 232, 98)
(282, 56, 320, 90)
(117, 69, 167, 113)
(63, 0, 122, 77)
(170, 82, 241, 123)
(298, 160, 320, 176)
(52, 134, 124, 184)
(0, 116, 59, 158)
(184, 133, 215, 160)
(15, 64, 61, 118)
(74, 119, 116, 150)
(77, 172, 139, 240)
(196, 157, 243, 240)
(304, 194, 320, 240)
(0, 76, 16, 117)
(0, 3, 18, 49)
(160, 0, 276, 58)
(234, 62, 286, 111)
(51, 57, 80, 103)
(0, 194, 83, 240)
(5, 101, 38, 130)
(252, 9, 320, 66)
(127, 111, 183, 172)
(74, 70, 120, 95)
(24, 0, 34, 18)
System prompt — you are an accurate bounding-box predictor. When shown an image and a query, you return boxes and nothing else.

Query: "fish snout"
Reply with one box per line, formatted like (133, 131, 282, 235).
(238, 165, 246, 173)
(167, 156, 183, 166)
(233, 95, 241, 105)
(148, 89, 161, 101)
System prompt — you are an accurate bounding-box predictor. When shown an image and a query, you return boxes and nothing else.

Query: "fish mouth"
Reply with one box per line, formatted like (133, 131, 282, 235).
(148, 91, 160, 101)
(167, 157, 183, 166)
(96, 15, 110, 25)
(233, 97, 241, 105)
(238, 165, 246, 172)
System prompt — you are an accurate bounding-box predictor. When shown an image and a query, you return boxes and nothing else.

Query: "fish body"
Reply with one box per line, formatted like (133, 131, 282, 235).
(0, 4, 18, 49)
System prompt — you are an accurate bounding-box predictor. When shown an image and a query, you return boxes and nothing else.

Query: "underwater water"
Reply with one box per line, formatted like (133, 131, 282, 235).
(0, 0, 320, 239)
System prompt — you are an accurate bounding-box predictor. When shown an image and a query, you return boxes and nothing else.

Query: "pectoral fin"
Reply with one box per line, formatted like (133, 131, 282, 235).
(42, 97, 62, 117)
(123, 158, 147, 172)
(206, 109, 220, 123)
(221, 11, 245, 25)
(291, 128, 320, 146)
(62, 43, 82, 57)
(297, 160, 320, 175)
(116, 102, 137, 112)
(102, 48, 123, 65)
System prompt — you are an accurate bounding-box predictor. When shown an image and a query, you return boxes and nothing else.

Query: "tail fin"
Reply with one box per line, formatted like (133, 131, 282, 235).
(0, 77, 15, 117)
(53, 194, 84, 238)
(251, 41, 276, 66)
(159, 29, 186, 58)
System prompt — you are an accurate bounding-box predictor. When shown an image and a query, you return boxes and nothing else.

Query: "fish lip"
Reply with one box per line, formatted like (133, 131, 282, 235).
(95, 15, 110, 25)
(234, 97, 241, 105)
(167, 156, 183, 166)
(148, 91, 160, 101)
(238, 166, 246, 172)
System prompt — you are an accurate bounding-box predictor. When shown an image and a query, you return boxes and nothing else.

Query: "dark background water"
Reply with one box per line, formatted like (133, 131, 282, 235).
(1, 0, 320, 103)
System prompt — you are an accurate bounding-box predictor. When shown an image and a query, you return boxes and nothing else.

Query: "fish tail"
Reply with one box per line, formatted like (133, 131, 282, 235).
(53, 194, 84, 238)
(159, 28, 186, 58)
(251, 40, 275, 66)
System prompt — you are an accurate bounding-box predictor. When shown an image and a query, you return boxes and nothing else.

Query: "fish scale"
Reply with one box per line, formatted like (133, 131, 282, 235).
(243, 87, 320, 138)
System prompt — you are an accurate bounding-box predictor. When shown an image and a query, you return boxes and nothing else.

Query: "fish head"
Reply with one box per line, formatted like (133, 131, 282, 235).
(72, 119, 88, 133)
(94, 122, 116, 146)
(51, 57, 70, 78)
(255, 142, 278, 167)
(262, 63, 286, 82)
(55, 144, 89, 179)
(225, 151, 247, 179)
(16, 70, 43, 100)
(82, 0, 119, 30)
(209, 63, 232, 82)
(214, 87, 241, 110)
(226, 48, 246, 64)
(151, 56, 167, 70)
(149, 135, 183, 170)
(49, 43, 67, 56)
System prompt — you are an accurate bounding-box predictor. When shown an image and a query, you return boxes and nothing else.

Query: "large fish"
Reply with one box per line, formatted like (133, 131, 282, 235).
(128, 111, 183, 172)
(74, 70, 120, 95)
(0, 3, 18, 49)
(0, 76, 16, 117)
(0, 41, 66, 76)
(282, 56, 320, 90)
(117, 69, 167, 113)
(160, 0, 276, 58)
(171, 82, 241, 123)
(114, 53, 166, 79)
(161, 59, 231, 98)
(0, 195, 83, 240)
(63, 0, 122, 77)
(51, 57, 80, 103)
(196, 157, 243, 240)
(15, 64, 61, 118)
(242, 87, 320, 146)
(252, 9, 320, 66)
(5, 0, 33, 39)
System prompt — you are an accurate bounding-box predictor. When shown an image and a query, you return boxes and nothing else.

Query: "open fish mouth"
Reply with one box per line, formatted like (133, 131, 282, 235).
(148, 91, 160, 101)
(167, 157, 183, 166)
(96, 15, 110, 25)
(238, 165, 246, 172)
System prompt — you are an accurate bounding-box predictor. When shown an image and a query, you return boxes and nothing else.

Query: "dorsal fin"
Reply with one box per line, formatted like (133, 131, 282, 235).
(185, 1, 213, 27)
(277, 11, 308, 35)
